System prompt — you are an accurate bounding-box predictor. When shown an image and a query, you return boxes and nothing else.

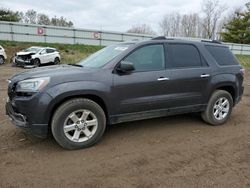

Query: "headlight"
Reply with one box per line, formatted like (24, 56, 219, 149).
(16, 77, 50, 92)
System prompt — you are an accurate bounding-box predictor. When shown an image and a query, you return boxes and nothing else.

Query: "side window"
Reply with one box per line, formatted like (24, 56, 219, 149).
(40, 49, 47, 55)
(124, 44, 165, 72)
(168, 44, 202, 68)
(206, 45, 238, 66)
(46, 49, 55, 53)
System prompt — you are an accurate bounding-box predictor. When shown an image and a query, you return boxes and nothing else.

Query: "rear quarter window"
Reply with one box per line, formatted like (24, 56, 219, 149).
(206, 45, 239, 66)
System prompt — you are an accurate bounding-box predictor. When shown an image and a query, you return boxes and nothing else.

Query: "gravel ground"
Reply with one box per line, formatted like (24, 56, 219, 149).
(0, 64, 250, 188)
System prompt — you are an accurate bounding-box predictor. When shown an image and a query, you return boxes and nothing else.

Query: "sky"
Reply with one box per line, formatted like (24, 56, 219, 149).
(0, 0, 248, 33)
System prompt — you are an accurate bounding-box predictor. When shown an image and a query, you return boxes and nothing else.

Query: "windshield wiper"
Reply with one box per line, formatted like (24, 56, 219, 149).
(68, 64, 83, 67)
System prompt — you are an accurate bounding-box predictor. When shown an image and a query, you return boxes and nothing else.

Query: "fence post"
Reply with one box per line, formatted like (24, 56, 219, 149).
(99, 31, 102, 46)
(73, 29, 76, 44)
(10, 23, 14, 41)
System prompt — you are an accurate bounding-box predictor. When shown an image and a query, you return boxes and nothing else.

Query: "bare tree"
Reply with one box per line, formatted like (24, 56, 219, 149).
(159, 12, 181, 37)
(159, 14, 171, 36)
(24, 9, 37, 24)
(181, 13, 200, 37)
(127, 24, 156, 35)
(37, 14, 50, 25)
(201, 0, 227, 39)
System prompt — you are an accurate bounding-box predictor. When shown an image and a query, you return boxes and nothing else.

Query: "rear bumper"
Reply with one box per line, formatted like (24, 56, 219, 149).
(5, 101, 48, 138)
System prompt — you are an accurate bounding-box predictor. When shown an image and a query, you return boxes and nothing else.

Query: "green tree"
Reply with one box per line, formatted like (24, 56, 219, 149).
(0, 8, 21, 22)
(221, 3, 250, 44)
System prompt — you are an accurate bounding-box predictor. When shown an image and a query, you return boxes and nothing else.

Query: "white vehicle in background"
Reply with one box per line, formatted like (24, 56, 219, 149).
(0, 45, 7, 65)
(13, 46, 61, 67)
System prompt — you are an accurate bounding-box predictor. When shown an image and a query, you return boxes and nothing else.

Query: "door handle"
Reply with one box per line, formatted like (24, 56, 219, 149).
(200, 74, 210, 78)
(157, 77, 169, 81)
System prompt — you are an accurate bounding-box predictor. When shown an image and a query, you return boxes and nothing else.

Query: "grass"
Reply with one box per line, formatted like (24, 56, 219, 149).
(1, 40, 250, 68)
(0, 40, 103, 64)
(236, 55, 250, 68)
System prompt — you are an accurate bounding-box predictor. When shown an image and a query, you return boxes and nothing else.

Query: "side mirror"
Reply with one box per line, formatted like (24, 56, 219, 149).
(117, 61, 135, 73)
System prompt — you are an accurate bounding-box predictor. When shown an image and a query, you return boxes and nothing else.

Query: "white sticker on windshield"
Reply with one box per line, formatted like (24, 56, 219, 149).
(114, 46, 128, 51)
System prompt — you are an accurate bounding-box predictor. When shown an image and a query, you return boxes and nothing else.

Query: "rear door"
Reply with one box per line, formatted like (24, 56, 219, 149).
(112, 43, 171, 114)
(165, 43, 211, 108)
(46, 48, 55, 62)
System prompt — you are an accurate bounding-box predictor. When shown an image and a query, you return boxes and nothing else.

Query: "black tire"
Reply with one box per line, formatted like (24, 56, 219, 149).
(51, 98, 106, 150)
(33, 58, 40, 67)
(201, 90, 233, 125)
(0, 56, 4, 65)
(54, 57, 60, 65)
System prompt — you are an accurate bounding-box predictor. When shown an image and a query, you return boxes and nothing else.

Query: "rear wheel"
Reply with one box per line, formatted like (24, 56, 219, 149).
(54, 57, 60, 65)
(0, 56, 4, 65)
(51, 98, 106, 150)
(202, 90, 233, 125)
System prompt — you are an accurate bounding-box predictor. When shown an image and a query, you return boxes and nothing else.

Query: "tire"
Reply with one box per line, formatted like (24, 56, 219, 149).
(0, 56, 4, 65)
(54, 57, 60, 65)
(33, 58, 40, 67)
(51, 98, 106, 150)
(201, 90, 233, 125)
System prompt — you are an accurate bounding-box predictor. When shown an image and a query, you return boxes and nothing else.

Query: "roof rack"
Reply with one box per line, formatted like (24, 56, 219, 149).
(201, 39, 222, 44)
(151, 36, 167, 40)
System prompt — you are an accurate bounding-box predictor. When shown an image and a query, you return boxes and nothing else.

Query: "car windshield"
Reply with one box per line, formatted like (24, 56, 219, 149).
(23, 47, 41, 53)
(78, 44, 132, 68)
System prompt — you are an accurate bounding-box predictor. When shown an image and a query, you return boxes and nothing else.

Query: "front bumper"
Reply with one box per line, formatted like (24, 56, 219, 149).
(6, 101, 27, 127)
(14, 57, 34, 67)
(5, 98, 49, 138)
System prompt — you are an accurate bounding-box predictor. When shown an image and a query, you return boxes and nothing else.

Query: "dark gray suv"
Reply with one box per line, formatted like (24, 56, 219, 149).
(6, 37, 244, 149)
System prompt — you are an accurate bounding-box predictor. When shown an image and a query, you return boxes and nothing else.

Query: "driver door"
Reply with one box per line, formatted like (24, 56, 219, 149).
(112, 44, 171, 115)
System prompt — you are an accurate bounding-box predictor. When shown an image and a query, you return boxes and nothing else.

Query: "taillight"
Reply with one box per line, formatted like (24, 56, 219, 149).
(240, 68, 245, 77)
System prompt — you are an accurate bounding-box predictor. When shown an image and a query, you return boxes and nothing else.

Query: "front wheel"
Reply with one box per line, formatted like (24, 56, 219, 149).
(51, 98, 106, 150)
(33, 58, 40, 67)
(201, 90, 233, 125)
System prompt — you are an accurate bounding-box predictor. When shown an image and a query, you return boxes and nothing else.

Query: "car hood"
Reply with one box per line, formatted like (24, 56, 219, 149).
(16, 51, 36, 56)
(9, 65, 99, 86)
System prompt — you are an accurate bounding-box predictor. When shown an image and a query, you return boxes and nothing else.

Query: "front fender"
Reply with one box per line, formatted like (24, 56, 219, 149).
(45, 81, 112, 121)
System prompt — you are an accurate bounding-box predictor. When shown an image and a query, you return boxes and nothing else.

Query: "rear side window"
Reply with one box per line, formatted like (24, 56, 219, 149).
(168, 44, 202, 68)
(46, 49, 55, 53)
(206, 45, 238, 66)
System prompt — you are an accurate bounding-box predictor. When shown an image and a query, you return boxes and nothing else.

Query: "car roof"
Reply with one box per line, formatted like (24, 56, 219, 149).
(124, 36, 227, 48)
(29, 46, 56, 50)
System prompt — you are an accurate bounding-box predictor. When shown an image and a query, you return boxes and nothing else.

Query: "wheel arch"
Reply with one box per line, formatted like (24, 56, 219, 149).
(48, 94, 109, 128)
(210, 84, 236, 105)
(0, 55, 5, 63)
